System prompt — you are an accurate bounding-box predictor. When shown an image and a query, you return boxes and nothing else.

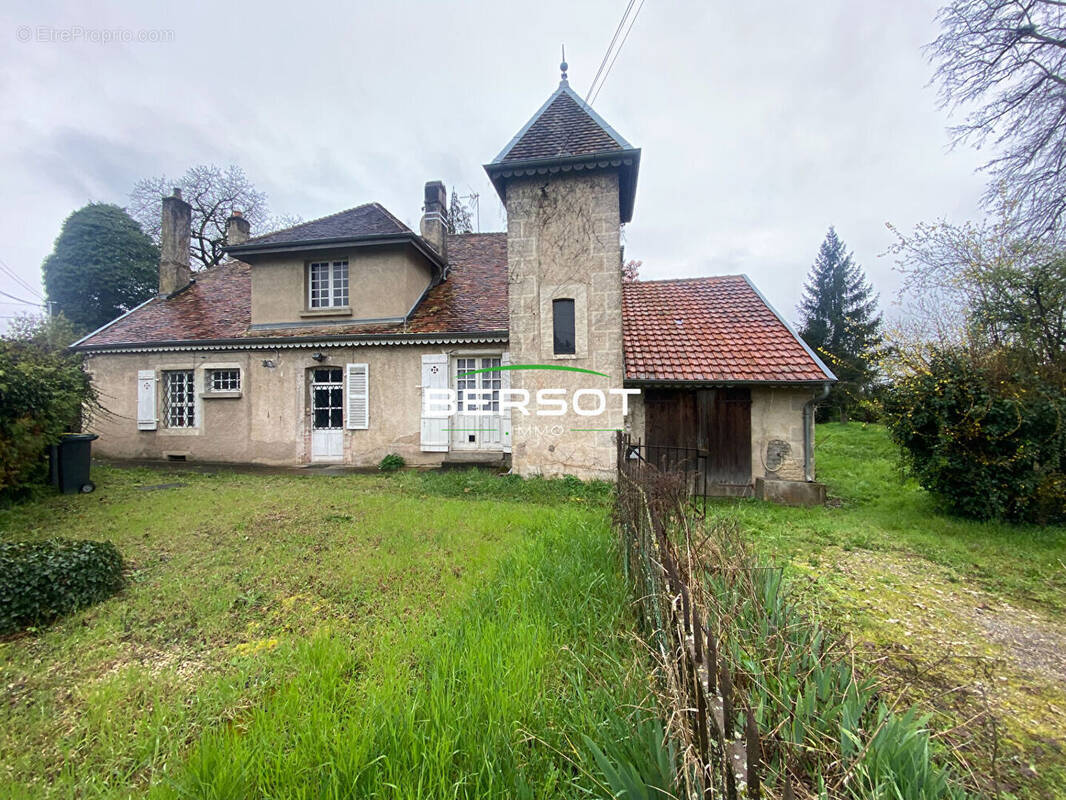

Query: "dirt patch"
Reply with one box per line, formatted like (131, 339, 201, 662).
(795, 548, 1066, 796)
(828, 550, 1066, 688)
(974, 604, 1066, 684)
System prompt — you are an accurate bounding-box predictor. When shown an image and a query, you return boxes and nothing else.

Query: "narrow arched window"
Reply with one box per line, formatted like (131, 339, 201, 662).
(553, 298, 576, 355)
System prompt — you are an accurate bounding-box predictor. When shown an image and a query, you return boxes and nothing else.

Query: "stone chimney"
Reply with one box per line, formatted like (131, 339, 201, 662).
(226, 209, 251, 246)
(419, 180, 448, 259)
(159, 187, 192, 296)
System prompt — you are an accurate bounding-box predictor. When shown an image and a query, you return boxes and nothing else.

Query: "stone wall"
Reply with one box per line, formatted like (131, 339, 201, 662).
(750, 387, 816, 482)
(83, 343, 503, 467)
(504, 171, 626, 480)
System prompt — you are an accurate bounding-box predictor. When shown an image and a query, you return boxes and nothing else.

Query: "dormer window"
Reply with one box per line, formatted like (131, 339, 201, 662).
(309, 260, 349, 308)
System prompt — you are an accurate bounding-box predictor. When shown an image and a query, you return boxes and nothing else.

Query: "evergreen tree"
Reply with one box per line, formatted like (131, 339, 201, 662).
(798, 227, 882, 422)
(42, 204, 159, 333)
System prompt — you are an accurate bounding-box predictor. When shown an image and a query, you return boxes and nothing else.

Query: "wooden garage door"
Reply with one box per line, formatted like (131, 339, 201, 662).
(644, 388, 752, 485)
(701, 388, 752, 485)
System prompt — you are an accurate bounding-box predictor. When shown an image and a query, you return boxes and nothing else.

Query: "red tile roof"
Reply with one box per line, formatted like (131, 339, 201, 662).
(78, 260, 253, 347)
(75, 238, 830, 387)
(622, 276, 833, 383)
(75, 233, 508, 348)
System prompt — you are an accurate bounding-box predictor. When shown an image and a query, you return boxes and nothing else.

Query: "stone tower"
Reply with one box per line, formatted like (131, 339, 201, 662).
(485, 64, 641, 479)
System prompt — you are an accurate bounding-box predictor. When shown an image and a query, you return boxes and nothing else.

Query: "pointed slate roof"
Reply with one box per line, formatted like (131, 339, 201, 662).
(229, 203, 411, 250)
(485, 78, 641, 222)
(492, 81, 632, 163)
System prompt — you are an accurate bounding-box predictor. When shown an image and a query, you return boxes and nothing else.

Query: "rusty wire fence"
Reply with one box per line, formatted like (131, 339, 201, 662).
(614, 433, 986, 800)
(616, 448, 771, 798)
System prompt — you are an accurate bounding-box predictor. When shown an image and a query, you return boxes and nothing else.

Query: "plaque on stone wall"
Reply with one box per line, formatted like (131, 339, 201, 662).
(765, 439, 791, 472)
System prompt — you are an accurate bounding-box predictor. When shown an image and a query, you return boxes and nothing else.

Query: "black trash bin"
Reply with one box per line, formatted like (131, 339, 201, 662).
(49, 433, 99, 494)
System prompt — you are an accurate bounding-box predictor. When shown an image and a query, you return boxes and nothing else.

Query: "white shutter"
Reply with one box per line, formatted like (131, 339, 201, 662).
(137, 370, 157, 430)
(501, 351, 512, 454)
(346, 363, 369, 429)
(420, 353, 450, 452)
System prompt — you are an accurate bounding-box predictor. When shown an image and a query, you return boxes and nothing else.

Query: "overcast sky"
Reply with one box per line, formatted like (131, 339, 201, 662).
(0, 0, 989, 329)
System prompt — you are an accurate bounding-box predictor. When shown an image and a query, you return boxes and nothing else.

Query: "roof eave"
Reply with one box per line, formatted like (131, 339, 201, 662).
(623, 378, 836, 388)
(739, 274, 838, 382)
(225, 232, 446, 272)
(72, 329, 510, 353)
(483, 148, 641, 223)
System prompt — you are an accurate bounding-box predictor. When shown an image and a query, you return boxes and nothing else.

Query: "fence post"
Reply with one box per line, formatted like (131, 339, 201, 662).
(783, 771, 795, 800)
(721, 658, 738, 800)
(745, 706, 761, 800)
(707, 631, 717, 694)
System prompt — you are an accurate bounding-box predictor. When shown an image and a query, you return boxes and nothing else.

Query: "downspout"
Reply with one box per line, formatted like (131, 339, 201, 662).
(803, 382, 831, 482)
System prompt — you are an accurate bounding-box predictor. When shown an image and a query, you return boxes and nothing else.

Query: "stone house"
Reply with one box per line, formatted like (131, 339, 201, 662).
(72, 70, 834, 488)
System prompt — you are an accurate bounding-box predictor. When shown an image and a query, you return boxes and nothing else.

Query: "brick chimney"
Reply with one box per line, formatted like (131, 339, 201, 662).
(159, 188, 192, 296)
(419, 181, 448, 259)
(226, 209, 251, 246)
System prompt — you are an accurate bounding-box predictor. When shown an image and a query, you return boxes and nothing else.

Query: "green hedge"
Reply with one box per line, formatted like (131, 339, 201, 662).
(883, 349, 1066, 522)
(0, 332, 94, 498)
(0, 539, 124, 635)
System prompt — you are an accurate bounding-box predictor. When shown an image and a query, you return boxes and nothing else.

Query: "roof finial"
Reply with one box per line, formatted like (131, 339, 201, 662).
(560, 44, 568, 85)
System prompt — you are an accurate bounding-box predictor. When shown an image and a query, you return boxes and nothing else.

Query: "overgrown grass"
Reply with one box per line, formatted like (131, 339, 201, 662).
(392, 467, 614, 507)
(618, 471, 966, 799)
(714, 423, 1066, 613)
(701, 524, 965, 799)
(0, 465, 647, 799)
(158, 514, 666, 800)
(710, 424, 1066, 799)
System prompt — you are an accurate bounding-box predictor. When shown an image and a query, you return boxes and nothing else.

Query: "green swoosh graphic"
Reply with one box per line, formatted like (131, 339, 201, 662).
(457, 364, 611, 379)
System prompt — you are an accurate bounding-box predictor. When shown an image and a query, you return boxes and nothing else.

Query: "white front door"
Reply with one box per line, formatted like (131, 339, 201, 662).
(450, 356, 503, 451)
(311, 367, 344, 462)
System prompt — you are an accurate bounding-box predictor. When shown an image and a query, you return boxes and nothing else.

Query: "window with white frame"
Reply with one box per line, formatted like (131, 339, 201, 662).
(456, 357, 501, 412)
(162, 370, 195, 428)
(455, 357, 477, 412)
(481, 357, 501, 412)
(308, 260, 349, 308)
(207, 368, 240, 393)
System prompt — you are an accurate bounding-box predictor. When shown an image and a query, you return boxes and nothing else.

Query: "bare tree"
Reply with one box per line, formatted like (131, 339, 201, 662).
(129, 164, 297, 270)
(887, 201, 1066, 375)
(448, 187, 474, 234)
(929, 0, 1066, 236)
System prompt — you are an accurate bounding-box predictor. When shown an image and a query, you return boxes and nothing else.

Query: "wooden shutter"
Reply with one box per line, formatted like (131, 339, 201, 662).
(420, 353, 449, 452)
(346, 363, 369, 429)
(501, 351, 512, 454)
(137, 369, 157, 430)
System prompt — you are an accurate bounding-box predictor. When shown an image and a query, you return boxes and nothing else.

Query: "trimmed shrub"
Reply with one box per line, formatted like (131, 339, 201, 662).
(0, 538, 124, 635)
(377, 453, 405, 472)
(883, 349, 1066, 522)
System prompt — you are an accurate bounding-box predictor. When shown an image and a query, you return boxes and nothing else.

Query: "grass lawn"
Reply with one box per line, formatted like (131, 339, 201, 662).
(709, 423, 1066, 799)
(6, 427, 1064, 799)
(0, 467, 656, 799)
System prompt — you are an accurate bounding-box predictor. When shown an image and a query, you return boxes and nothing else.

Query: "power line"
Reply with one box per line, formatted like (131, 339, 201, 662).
(588, 0, 647, 107)
(0, 257, 43, 300)
(0, 288, 43, 307)
(586, 0, 636, 103)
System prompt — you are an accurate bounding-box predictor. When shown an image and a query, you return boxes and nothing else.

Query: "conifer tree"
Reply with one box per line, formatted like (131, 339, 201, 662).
(798, 227, 882, 422)
(42, 204, 159, 333)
